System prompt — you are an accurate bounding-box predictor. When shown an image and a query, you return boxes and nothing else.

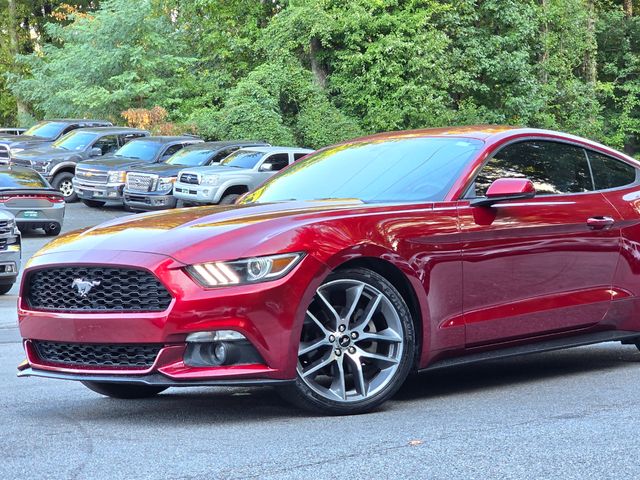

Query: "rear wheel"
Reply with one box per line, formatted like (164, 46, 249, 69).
(281, 267, 415, 415)
(52, 172, 77, 202)
(0, 284, 13, 295)
(81, 381, 168, 399)
(43, 223, 61, 236)
(81, 199, 106, 208)
(219, 193, 240, 205)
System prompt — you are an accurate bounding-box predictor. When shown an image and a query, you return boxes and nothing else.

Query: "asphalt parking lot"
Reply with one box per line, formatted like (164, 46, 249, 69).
(1, 203, 640, 479)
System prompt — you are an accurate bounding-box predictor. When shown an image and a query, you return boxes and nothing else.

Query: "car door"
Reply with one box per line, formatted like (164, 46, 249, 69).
(458, 140, 622, 346)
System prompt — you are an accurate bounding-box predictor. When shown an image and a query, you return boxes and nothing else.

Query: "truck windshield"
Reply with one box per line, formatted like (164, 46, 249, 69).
(114, 141, 162, 161)
(53, 131, 98, 151)
(220, 151, 264, 169)
(23, 121, 67, 140)
(165, 148, 213, 166)
(241, 137, 483, 204)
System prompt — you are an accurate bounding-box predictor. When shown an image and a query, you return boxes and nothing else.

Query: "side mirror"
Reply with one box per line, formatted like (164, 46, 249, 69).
(89, 147, 102, 157)
(470, 178, 535, 207)
(259, 163, 274, 172)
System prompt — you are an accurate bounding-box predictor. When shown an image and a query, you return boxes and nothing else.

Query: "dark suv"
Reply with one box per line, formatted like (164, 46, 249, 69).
(73, 136, 203, 208)
(0, 119, 112, 165)
(123, 140, 268, 211)
(10, 127, 149, 202)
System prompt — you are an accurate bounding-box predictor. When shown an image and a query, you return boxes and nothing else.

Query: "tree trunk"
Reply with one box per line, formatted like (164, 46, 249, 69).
(624, 0, 633, 17)
(7, 0, 30, 122)
(539, 0, 549, 84)
(309, 37, 327, 90)
(583, 0, 597, 84)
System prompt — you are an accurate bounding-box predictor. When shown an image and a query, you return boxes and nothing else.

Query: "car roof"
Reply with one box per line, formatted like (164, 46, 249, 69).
(129, 135, 203, 144)
(235, 146, 314, 154)
(190, 140, 269, 150)
(40, 119, 112, 124)
(69, 127, 150, 135)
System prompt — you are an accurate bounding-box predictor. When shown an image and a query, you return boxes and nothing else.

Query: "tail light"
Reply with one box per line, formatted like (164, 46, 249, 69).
(0, 194, 64, 203)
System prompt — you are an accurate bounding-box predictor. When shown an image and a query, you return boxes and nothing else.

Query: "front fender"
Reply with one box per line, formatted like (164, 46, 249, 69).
(49, 160, 80, 177)
(213, 177, 253, 202)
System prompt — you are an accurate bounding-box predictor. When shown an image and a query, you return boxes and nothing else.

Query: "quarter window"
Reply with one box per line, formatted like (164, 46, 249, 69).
(588, 151, 637, 190)
(472, 141, 592, 197)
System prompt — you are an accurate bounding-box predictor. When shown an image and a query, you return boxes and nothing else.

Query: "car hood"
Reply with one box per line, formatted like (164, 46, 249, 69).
(78, 156, 151, 171)
(128, 163, 185, 177)
(14, 147, 76, 162)
(32, 199, 400, 265)
(0, 137, 51, 149)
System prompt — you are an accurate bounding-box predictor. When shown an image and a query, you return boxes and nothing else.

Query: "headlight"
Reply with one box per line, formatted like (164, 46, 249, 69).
(108, 170, 126, 183)
(201, 175, 219, 186)
(9, 148, 24, 156)
(157, 176, 176, 192)
(186, 252, 304, 287)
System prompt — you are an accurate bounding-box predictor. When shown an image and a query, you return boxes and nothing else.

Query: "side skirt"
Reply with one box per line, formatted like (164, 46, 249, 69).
(421, 330, 640, 372)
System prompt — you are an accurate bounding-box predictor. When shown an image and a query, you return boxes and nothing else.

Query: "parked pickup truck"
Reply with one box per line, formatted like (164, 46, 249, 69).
(123, 140, 269, 211)
(10, 127, 148, 202)
(0, 209, 21, 295)
(0, 128, 26, 136)
(74, 136, 203, 208)
(0, 119, 112, 165)
(173, 146, 313, 205)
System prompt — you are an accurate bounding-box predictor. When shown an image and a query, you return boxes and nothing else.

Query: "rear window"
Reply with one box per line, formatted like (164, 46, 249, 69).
(588, 151, 637, 190)
(0, 170, 48, 188)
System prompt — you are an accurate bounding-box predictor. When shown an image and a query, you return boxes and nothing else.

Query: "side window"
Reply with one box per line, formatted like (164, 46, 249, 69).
(472, 141, 593, 197)
(161, 144, 184, 161)
(120, 133, 146, 145)
(588, 151, 637, 190)
(261, 153, 289, 171)
(294, 153, 308, 161)
(209, 147, 237, 164)
(93, 135, 119, 155)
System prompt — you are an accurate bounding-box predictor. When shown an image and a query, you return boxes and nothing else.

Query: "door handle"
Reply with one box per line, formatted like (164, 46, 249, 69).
(587, 216, 615, 229)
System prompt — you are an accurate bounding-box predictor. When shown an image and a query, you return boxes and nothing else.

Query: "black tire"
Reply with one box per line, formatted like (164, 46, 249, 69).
(280, 267, 416, 415)
(81, 199, 106, 208)
(52, 172, 78, 202)
(43, 223, 62, 236)
(219, 193, 241, 205)
(0, 284, 13, 295)
(81, 381, 168, 399)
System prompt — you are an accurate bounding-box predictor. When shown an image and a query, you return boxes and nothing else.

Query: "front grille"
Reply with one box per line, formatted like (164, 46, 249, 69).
(0, 220, 11, 235)
(0, 146, 8, 159)
(27, 266, 173, 312)
(33, 341, 162, 368)
(126, 173, 156, 192)
(179, 173, 199, 185)
(75, 168, 109, 184)
(0, 238, 7, 251)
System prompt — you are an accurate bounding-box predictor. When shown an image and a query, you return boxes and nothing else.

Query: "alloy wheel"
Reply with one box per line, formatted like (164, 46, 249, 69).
(297, 279, 405, 403)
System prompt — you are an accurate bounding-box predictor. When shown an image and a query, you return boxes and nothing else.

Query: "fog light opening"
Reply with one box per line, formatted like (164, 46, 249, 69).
(184, 330, 263, 367)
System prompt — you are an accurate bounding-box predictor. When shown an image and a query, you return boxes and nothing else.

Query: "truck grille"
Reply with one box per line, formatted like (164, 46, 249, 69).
(126, 173, 157, 192)
(26, 266, 173, 312)
(10, 158, 32, 168)
(75, 168, 109, 184)
(0, 220, 11, 235)
(33, 341, 162, 368)
(0, 145, 8, 161)
(179, 173, 199, 185)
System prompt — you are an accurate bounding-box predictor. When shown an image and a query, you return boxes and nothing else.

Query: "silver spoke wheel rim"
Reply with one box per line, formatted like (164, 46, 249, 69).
(59, 180, 74, 197)
(297, 279, 404, 403)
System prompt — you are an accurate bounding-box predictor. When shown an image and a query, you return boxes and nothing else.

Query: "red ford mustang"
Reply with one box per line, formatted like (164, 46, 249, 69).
(17, 126, 640, 414)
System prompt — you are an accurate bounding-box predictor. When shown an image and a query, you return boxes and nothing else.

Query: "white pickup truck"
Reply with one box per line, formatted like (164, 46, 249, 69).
(173, 146, 313, 205)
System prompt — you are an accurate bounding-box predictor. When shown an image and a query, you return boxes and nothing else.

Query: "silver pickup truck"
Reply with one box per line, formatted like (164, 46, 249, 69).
(173, 146, 313, 205)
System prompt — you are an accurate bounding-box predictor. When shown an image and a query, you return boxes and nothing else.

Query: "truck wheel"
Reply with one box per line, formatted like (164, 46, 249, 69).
(219, 193, 240, 205)
(52, 172, 78, 202)
(81, 199, 106, 208)
(0, 284, 13, 295)
(44, 223, 62, 236)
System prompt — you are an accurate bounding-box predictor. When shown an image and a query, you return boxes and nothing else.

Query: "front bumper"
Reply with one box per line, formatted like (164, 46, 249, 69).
(17, 249, 327, 383)
(123, 190, 177, 211)
(73, 178, 124, 201)
(173, 182, 218, 204)
(0, 245, 20, 285)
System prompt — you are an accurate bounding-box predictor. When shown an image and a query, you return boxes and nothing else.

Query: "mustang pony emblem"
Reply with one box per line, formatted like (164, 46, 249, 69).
(71, 278, 101, 297)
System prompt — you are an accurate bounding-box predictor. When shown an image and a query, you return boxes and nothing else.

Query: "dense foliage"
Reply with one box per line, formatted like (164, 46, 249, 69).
(1, 0, 639, 154)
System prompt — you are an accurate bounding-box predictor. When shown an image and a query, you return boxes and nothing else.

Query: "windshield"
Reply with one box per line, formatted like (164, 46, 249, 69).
(165, 147, 213, 166)
(0, 170, 48, 188)
(114, 140, 161, 161)
(23, 121, 67, 140)
(241, 137, 483, 204)
(52, 131, 98, 151)
(220, 150, 264, 169)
